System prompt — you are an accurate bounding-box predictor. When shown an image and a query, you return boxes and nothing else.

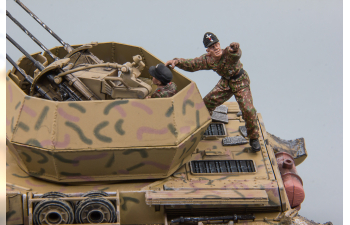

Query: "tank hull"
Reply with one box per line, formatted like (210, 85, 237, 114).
(7, 101, 298, 224)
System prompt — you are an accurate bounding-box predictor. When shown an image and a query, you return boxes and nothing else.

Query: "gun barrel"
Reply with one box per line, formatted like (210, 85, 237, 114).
(6, 53, 33, 83)
(7, 34, 97, 101)
(7, 54, 55, 101)
(7, 42, 82, 101)
(7, 10, 58, 61)
(46, 75, 81, 101)
(61, 82, 83, 101)
(14, 0, 73, 53)
(6, 34, 45, 71)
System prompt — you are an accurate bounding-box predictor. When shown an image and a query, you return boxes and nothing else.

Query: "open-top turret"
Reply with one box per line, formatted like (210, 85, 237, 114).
(6, 41, 212, 183)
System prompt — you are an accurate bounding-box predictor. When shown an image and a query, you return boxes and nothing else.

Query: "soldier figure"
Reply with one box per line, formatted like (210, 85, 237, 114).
(165, 32, 261, 152)
(147, 63, 177, 98)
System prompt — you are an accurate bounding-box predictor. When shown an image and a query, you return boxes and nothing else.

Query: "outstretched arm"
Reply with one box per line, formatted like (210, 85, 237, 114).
(165, 55, 210, 72)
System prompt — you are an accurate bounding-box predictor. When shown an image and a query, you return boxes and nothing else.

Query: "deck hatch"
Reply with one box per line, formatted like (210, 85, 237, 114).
(222, 136, 248, 146)
(203, 123, 226, 136)
(190, 160, 255, 174)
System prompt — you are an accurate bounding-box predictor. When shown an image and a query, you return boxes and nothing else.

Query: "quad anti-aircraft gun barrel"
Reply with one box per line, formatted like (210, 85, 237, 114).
(6, 33, 85, 101)
(7, 1, 152, 101)
(6, 54, 56, 101)
(14, 0, 74, 53)
(6, 29, 152, 100)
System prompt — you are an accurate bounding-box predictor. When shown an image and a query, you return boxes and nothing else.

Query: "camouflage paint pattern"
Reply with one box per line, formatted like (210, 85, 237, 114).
(6, 39, 314, 223)
(203, 73, 259, 139)
(151, 82, 177, 98)
(120, 192, 164, 224)
(7, 123, 208, 182)
(6, 42, 211, 182)
(6, 193, 23, 225)
(174, 46, 243, 80)
(146, 189, 269, 205)
(175, 47, 259, 139)
(6, 101, 313, 224)
(232, 84, 259, 139)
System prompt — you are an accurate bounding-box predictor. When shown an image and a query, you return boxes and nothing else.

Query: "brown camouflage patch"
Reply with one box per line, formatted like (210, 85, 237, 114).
(175, 46, 243, 80)
(234, 87, 259, 139)
(175, 46, 259, 139)
(151, 82, 177, 98)
(203, 73, 259, 139)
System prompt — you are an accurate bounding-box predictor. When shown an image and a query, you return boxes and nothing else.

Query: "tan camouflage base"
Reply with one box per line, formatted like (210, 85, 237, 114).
(5, 102, 283, 225)
(6, 72, 211, 182)
(203, 76, 259, 139)
(5, 102, 322, 225)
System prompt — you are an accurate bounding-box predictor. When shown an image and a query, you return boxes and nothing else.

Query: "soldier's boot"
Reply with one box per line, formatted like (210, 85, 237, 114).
(250, 139, 261, 152)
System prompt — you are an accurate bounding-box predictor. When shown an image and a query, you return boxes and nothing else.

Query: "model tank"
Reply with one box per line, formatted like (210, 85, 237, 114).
(6, 1, 332, 225)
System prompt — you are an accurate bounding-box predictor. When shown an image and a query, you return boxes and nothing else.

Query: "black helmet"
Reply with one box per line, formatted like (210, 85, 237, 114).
(203, 32, 219, 48)
(148, 63, 173, 85)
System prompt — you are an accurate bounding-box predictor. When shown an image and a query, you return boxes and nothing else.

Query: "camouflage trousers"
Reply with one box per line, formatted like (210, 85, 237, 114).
(203, 75, 260, 139)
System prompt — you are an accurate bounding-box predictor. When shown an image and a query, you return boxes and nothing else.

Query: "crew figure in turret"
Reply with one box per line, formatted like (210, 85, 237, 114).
(147, 63, 177, 98)
(165, 32, 261, 152)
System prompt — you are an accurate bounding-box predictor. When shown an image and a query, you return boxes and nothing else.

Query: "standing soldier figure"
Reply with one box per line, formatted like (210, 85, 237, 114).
(165, 32, 261, 152)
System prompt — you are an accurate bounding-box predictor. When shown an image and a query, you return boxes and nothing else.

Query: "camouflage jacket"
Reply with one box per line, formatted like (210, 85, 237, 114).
(175, 46, 250, 92)
(151, 82, 177, 98)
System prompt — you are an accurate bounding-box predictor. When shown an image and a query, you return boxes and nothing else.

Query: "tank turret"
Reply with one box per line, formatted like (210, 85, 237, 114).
(6, 40, 211, 182)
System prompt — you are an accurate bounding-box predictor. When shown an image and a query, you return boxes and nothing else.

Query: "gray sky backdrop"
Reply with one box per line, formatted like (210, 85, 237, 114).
(4, 0, 343, 224)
